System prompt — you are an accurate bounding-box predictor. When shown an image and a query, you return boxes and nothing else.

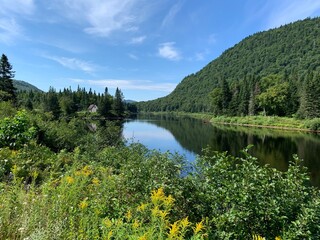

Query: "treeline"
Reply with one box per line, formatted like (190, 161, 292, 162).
(137, 17, 320, 114)
(0, 53, 137, 120)
(17, 86, 137, 119)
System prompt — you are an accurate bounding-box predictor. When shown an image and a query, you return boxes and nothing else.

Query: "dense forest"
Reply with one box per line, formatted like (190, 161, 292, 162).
(137, 17, 320, 118)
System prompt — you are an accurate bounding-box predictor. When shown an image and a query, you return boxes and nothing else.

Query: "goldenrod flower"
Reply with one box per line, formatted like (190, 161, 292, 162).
(137, 203, 148, 212)
(164, 194, 175, 207)
(252, 235, 265, 240)
(138, 234, 148, 240)
(103, 218, 113, 228)
(151, 206, 160, 217)
(66, 176, 75, 184)
(107, 230, 113, 240)
(92, 177, 100, 185)
(76, 166, 93, 177)
(168, 221, 180, 239)
(193, 220, 205, 234)
(132, 219, 140, 229)
(79, 198, 88, 210)
(151, 188, 165, 204)
(180, 217, 191, 229)
(82, 166, 93, 176)
(125, 210, 132, 221)
(159, 210, 169, 220)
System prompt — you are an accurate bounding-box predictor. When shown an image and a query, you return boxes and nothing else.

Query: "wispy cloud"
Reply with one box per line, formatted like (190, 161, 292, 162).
(71, 78, 176, 92)
(129, 35, 146, 44)
(0, 0, 35, 43)
(50, 0, 152, 37)
(158, 42, 181, 61)
(128, 53, 139, 60)
(265, 0, 320, 29)
(162, 1, 184, 28)
(44, 55, 98, 73)
(0, 0, 35, 16)
(0, 18, 23, 44)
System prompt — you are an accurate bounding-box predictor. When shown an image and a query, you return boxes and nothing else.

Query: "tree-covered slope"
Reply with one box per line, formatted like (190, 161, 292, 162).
(138, 17, 320, 113)
(13, 80, 42, 92)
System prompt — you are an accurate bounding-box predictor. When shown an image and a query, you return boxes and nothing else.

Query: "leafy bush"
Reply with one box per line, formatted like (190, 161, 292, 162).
(0, 110, 36, 149)
(189, 147, 316, 239)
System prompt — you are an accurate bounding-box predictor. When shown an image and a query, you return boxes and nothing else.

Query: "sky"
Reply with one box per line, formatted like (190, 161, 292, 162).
(1, 0, 320, 101)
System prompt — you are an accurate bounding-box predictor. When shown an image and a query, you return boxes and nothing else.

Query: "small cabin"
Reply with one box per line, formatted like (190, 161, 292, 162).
(88, 104, 98, 113)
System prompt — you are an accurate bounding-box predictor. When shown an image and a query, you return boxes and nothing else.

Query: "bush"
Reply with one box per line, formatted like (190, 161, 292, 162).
(0, 110, 36, 149)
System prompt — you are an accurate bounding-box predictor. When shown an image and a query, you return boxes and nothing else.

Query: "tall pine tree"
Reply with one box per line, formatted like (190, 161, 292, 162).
(0, 54, 16, 101)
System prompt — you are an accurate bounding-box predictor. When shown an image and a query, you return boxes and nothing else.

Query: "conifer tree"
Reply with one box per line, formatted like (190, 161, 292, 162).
(0, 54, 16, 101)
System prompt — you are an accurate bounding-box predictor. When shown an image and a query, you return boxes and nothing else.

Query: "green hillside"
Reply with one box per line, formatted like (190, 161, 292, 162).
(13, 80, 42, 92)
(137, 17, 320, 115)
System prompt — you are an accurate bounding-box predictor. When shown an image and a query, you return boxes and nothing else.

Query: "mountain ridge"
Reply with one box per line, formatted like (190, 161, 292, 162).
(137, 17, 320, 113)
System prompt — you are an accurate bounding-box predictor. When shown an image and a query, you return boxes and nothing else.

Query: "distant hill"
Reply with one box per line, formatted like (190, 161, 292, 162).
(137, 17, 320, 113)
(13, 80, 42, 92)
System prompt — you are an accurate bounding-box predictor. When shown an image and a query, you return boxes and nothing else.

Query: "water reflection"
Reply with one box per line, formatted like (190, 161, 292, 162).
(123, 114, 320, 186)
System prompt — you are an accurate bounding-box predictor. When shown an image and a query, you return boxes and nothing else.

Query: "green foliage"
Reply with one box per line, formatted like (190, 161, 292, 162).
(0, 110, 36, 149)
(189, 148, 316, 239)
(137, 17, 320, 115)
(0, 54, 16, 101)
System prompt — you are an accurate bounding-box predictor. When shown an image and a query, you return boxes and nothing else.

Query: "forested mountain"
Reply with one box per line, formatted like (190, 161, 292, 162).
(137, 17, 320, 117)
(13, 80, 42, 92)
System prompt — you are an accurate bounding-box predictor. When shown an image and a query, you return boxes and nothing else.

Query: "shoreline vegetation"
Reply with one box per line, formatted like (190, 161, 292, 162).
(140, 112, 320, 133)
(0, 106, 320, 238)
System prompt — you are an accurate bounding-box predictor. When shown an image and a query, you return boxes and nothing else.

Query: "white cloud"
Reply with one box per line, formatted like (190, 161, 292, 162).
(162, 1, 184, 28)
(44, 55, 97, 73)
(265, 0, 320, 29)
(0, 0, 35, 16)
(158, 42, 181, 61)
(129, 35, 146, 44)
(128, 53, 139, 60)
(50, 0, 152, 37)
(0, 0, 35, 43)
(71, 78, 176, 92)
(0, 18, 23, 44)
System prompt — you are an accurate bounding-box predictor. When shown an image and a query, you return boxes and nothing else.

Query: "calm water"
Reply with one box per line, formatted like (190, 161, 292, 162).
(123, 114, 320, 186)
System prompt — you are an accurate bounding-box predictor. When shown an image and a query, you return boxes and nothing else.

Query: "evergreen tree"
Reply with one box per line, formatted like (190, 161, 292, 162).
(44, 87, 61, 119)
(113, 88, 125, 117)
(298, 72, 320, 118)
(0, 54, 16, 101)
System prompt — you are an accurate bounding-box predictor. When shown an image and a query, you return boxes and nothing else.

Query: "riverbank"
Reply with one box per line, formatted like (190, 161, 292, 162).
(209, 115, 320, 132)
(139, 112, 320, 132)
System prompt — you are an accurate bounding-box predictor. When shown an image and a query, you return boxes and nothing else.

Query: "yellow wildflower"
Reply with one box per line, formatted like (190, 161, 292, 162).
(151, 188, 165, 204)
(76, 166, 93, 176)
(180, 217, 191, 229)
(115, 219, 123, 227)
(125, 210, 132, 221)
(137, 203, 148, 212)
(66, 176, 75, 184)
(79, 198, 89, 210)
(82, 166, 93, 176)
(164, 194, 175, 207)
(132, 219, 140, 229)
(92, 177, 100, 185)
(151, 206, 160, 217)
(138, 234, 148, 240)
(275, 237, 281, 240)
(159, 210, 169, 220)
(193, 220, 205, 234)
(252, 235, 265, 240)
(107, 230, 113, 240)
(168, 221, 180, 239)
(103, 218, 113, 228)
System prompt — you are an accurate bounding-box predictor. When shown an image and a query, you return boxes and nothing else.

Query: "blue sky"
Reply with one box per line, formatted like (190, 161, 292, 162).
(1, 0, 320, 101)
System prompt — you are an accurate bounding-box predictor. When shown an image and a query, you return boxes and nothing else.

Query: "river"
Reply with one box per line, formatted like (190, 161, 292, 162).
(122, 114, 320, 186)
